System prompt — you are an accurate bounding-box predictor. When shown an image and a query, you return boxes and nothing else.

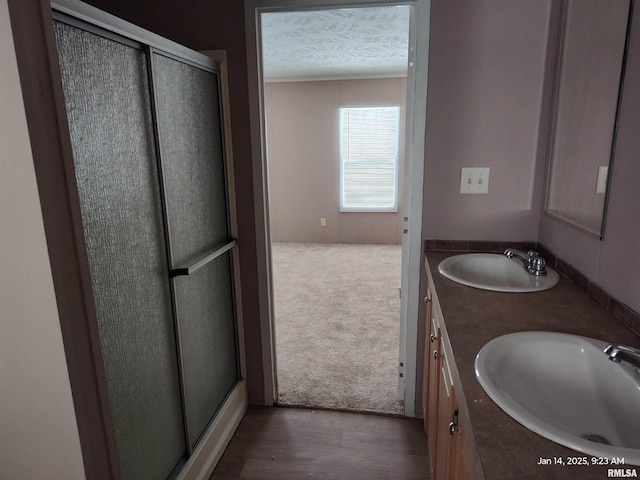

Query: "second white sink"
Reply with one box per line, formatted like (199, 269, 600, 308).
(475, 332, 640, 464)
(438, 253, 559, 293)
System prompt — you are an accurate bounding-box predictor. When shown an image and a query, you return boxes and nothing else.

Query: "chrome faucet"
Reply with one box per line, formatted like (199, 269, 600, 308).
(503, 249, 547, 276)
(604, 344, 640, 370)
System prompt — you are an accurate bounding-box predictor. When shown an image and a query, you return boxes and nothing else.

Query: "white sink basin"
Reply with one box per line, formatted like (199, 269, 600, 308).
(438, 253, 559, 292)
(475, 332, 640, 464)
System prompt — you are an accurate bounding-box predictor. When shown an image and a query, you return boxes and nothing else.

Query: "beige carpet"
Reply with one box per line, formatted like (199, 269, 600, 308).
(272, 242, 404, 415)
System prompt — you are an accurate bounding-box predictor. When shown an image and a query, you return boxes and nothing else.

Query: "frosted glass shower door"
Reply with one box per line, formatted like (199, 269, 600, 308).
(54, 22, 186, 480)
(152, 53, 240, 449)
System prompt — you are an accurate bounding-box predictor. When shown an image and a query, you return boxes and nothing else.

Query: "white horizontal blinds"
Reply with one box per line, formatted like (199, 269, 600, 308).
(340, 106, 399, 212)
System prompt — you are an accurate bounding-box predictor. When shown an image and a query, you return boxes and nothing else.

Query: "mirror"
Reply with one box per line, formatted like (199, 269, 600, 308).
(544, 0, 632, 238)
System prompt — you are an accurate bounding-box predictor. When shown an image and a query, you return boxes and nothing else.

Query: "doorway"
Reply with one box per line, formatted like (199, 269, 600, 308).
(245, 0, 429, 417)
(261, 6, 409, 415)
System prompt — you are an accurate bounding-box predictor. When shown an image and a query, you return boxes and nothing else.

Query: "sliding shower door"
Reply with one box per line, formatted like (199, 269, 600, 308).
(152, 53, 239, 449)
(54, 22, 186, 480)
(54, 14, 240, 480)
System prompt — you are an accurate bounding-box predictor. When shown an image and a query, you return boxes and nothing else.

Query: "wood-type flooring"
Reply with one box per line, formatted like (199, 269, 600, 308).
(211, 406, 429, 480)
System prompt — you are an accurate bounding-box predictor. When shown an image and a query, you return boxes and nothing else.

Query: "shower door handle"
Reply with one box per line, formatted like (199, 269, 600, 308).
(169, 238, 236, 277)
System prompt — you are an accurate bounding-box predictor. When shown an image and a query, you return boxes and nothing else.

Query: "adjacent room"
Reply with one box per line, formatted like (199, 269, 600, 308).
(261, 7, 410, 415)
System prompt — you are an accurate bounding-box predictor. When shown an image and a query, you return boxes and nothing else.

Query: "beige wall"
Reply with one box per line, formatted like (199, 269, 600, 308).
(0, 1, 85, 477)
(423, 0, 640, 317)
(265, 78, 407, 245)
(423, 0, 552, 242)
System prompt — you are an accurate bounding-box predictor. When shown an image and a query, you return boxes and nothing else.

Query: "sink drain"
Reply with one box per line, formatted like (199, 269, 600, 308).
(582, 434, 611, 445)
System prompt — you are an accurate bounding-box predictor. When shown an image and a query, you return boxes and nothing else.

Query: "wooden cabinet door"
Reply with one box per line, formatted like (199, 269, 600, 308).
(453, 429, 475, 480)
(423, 285, 476, 480)
(435, 356, 456, 480)
(440, 360, 476, 480)
(427, 314, 441, 478)
(422, 289, 432, 434)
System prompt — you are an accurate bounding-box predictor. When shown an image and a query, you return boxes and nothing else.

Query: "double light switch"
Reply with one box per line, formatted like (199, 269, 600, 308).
(460, 167, 490, 194)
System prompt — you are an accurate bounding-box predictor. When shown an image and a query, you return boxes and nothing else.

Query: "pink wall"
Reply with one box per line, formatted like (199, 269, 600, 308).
(265, 78, 407, 245)
(539, 2, 640, 315)
(422, 0, 553, 242)
(424, 0, 640, 316)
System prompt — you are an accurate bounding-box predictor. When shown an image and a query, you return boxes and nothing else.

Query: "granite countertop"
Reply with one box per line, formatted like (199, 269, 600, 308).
(426, 251, 640, 480)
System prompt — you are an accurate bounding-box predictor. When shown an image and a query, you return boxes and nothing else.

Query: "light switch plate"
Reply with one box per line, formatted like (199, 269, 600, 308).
(460, 167, 490, 194)
(596, 166, 609, 194)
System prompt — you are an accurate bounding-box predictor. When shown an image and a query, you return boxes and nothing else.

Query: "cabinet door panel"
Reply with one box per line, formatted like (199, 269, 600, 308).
(436, 362, 452, 480)
(423, 290, 433, 434)
(427, 315, 441, 477)
(454, 428, 475, 480)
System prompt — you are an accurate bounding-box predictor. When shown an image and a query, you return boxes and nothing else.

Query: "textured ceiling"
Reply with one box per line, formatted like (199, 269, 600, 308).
(261, 6, 411, 82)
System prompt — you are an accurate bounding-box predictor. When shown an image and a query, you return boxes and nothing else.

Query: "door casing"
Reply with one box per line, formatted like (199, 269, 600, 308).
(244, 0, 430, 417)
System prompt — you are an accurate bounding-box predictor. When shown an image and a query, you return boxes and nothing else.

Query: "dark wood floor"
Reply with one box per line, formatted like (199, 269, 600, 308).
(210, 406, 429, 480)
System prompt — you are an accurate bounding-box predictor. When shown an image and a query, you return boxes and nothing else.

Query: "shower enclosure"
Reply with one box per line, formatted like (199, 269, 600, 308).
(42, 4, 243, 479)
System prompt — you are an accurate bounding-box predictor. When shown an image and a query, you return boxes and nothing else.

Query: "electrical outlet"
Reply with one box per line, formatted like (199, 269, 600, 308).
(320, 217, 327, 227)
(460, 167, 490, 194)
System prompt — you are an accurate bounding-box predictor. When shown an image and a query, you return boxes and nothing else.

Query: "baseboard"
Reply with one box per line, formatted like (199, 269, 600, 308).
(175, 380, 248, 480)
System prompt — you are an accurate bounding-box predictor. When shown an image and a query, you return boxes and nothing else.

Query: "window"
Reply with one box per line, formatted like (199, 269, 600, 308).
(339, 106, 400, 212)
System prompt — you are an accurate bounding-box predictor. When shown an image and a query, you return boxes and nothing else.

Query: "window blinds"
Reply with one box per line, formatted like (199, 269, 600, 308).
(340, 106, 400, 212)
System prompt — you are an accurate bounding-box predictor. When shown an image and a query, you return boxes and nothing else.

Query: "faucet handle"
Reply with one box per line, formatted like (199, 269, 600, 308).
(528, 256, 547, 276)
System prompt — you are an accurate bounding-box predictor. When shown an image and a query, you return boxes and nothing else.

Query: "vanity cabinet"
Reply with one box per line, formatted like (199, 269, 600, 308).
(424, 250, 640, 479)
(424, 287, 478, 480)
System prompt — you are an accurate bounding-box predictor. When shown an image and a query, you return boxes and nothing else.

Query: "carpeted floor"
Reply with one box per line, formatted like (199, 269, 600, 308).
(272, 242, 404, 415)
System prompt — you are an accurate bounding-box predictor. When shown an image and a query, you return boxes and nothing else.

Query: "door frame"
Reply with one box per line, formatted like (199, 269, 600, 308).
(244, 0, 430, 417)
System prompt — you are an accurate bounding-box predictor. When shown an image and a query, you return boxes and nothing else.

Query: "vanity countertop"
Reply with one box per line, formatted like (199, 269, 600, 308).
(425, 251, 640, 480)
